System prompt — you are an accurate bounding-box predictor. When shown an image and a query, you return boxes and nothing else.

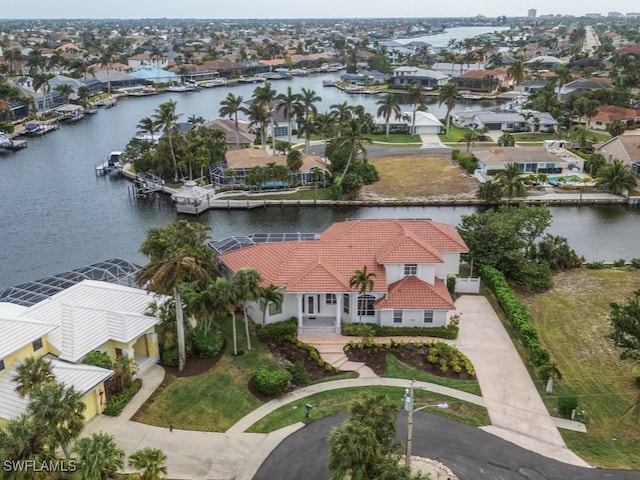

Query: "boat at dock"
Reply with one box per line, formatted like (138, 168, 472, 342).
(95, 96, 118, 108)
(23, 122, 60, 136)
(0, 131, 27, 151)
(127, 87, 159, 97)
(166, 81, 200, 93)
(199, 78, 228, 88)
(95, 151, 123, 176)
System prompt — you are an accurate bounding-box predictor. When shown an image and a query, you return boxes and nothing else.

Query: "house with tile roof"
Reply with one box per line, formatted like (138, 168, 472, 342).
(578, 105, 640, 131)
(594, 131, 640, 181)
(0, 280, 162, 426)
(217, 219, 468, 334)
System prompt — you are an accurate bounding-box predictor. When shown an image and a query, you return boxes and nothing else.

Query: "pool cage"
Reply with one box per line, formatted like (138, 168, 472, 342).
(0, 258, 141, 307)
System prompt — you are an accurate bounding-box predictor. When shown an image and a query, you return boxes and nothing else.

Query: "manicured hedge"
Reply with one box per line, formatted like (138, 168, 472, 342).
(104, 379, 143, 416)
(480, 265, 550, 366)
(253, 367, 292, 396)
(341, 323, 459, 340)
(256, 318, 298, 342)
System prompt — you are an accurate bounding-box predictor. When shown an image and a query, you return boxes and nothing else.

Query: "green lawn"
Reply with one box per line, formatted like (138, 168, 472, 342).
(382, 355, 482, 396)
(221, 187, 333, 201)
(512, 132, 564, 142)
(132, 317, 276, 432)
(247, 386, 490, 433)
(365, 133, 422, 144)
(439, 125, 473, 143)
(519, 268, 640, 468)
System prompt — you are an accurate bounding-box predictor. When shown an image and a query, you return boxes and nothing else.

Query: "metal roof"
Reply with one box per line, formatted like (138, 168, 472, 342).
(0, 258, 141, 307)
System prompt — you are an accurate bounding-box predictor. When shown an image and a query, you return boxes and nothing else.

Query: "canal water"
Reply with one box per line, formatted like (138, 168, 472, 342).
(1, 70, 639, 290)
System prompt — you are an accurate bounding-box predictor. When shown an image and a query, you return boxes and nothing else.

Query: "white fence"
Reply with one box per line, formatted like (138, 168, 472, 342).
(455, 277, 481, 294)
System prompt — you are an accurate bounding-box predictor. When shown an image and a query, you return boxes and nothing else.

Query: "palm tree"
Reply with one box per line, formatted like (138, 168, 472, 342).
(461, 130, 478, 152)
(72, 432, 124, 480)
(299, 87, 321, 122)
(327, 420, 381, 480)
(349, 266, 376, 324)
(375, 93, 401, 139)
(276, 86, 302, 147)
(137, 116, 159, 143)
(232, 268, 262, 351)
(329, 101, 352, 128)
(406, 81, 426, 135)
(507, 60, 525, 85)
(259, 284, 284, 325)
(286, 148, 303, 173)
(571, 125, 589, 150)
(136, 221, 216, 372)
(209, 277, 240, 355)
(113, 354, 136, 390)
(554, 65, 572, 93)
(128, 447, 168, 480)
(538, 361, 563, 394)
(28, 382, 85, 456)
(12, 356, 55, 398)
(252, 82, 278, 151)
(335, 118, 370, 184)
(246, 101, 270, 150)
(495, 163, 527, 198)
(437, 82, 458, 134)
(314, 112, 336, 152)
(152, 99, 182, 182)
(219, 93, 246, 148)
(597, 159, 637, 195)
(54, 83, 74, 104)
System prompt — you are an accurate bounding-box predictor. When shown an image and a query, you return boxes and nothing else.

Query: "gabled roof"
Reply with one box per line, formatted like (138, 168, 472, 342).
(374, 276, 454, 310)
(0, 316, 56, 360)
(0, 357, 112, 421)
(20, 280, 160, 363)
(219, 219, 467, 294)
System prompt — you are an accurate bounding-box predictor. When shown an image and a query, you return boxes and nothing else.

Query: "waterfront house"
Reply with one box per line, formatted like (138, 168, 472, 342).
(524, 55, 564, 70)
(127, 53, 172, 70)
(130, 66, 179, 85)
(595, 131, 640, 180)
(211, 148, 330, 188)
(374, 110, 443, 135)
(452, 68, 510, 94)
(216, 219, 468, 334)
(469, 110, 558, 133)
(474, 145, 585, 176)
(578, 105, 640, 131)
(204, 119, 256, 149)
(0, 280, 161, 426)
(389, 66, 448, 89)
(559, 77, 614, 102)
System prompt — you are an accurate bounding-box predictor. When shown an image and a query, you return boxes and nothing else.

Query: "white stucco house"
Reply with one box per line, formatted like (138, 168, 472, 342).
(216, 219, 468, 334)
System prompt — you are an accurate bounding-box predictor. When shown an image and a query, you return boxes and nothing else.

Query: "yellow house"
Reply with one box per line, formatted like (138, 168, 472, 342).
(0, 280, 161, 427)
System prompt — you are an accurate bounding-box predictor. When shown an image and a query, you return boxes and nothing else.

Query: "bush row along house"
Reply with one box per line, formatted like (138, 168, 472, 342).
(0, 279, 161, 427)
(215, 219, 468, 334)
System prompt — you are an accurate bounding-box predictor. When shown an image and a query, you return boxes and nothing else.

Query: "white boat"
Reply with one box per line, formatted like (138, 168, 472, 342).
(96, 151, 123, 175)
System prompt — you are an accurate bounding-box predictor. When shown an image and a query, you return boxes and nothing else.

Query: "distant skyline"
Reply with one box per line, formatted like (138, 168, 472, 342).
(3, 1, 638, 20)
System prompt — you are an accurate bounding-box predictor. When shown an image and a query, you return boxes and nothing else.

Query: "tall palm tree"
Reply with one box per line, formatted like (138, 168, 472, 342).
(232, 268, 262, 351)
(335, 118, 370, 184)
(128, 447, 168, 480)
(252, 82, 278, 151)
(299, 87, 321, 122)
(329, 101, 352, 129)
(54, 83, 74, 105)
(72, 432, 124, 480)
(152, 99, 182, 182)
(246, 101, 270, 150)
(0, 414, 50, 465)
(597, 159, 637, 195)
(554, 65, 572, 93)
(136, 221, 216, 372)
(507, 60, 525, 85)
(219, 93, 245, 148)
(406, 81, 426, 135)
(276, 86, 302, 147)
(375, 93, 401, 139)
(314, 112, 336, 152)
(327, 420, 381, 480)
(12, 356, 55, 398)
(438, 82, 458, 134)
(495, 163, 527, 198)
(461, 130, 478, 152)
(137, 116, 160, 143)
(349, 266, 376, 324)
(259, 284, 284, 325)
(28, 382, 85, 456)
(208, 277, 240, 355)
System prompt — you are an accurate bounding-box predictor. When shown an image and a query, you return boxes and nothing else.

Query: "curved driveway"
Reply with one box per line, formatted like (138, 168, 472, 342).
(254, 412, 636, 480)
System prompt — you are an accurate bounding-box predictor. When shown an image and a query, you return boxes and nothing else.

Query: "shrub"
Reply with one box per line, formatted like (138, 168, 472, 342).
(558, 395, 579, 418)
(613, 258, 626, 268)
(630, 258, 640, 269)
(104, 379, 142, 416)
(253, 367, 292, 396)
(285, 361, 311, 386)
(457, 154, 478, 174)
(256, 319, 298, 342)
(446, 275, 456, 294)
(83, 351, 112, 370)
(586, 261, 606, 269)
(451, 149, 462, 160)
(191, 326, 225, 358)
(341, 323, 459, 339)
(480, 265, 550, 367)
(161, 348, 179, 368)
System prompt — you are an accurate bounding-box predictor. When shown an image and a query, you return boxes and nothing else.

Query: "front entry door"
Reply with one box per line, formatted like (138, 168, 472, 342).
(306, 295, 316, 315)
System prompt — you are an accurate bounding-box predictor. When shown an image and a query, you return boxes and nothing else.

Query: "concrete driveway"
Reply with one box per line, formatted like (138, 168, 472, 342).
(453, 295, 589, 467)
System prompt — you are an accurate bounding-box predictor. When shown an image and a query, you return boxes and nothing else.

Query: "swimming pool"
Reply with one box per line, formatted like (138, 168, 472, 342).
(547, 175, 583, 183)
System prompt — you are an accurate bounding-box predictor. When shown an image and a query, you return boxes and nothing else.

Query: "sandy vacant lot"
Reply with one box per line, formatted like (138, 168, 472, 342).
(360, 154, 479, 201)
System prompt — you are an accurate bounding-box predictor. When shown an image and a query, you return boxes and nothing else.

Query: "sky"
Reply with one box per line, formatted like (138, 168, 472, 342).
(3, 1, 638, 20)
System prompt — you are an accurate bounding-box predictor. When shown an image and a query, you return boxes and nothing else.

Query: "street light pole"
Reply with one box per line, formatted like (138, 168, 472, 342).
(403, 380, 448, 471)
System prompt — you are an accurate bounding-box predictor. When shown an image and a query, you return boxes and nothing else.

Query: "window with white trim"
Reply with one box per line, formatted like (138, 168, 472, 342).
(326, 293, 336, 305)
(423, 310, 434, 324)
(404, 264, 418, 276)
(358, 295, 376, 316)
(393, 310, 403, 324)
(343, 294, 350, 314)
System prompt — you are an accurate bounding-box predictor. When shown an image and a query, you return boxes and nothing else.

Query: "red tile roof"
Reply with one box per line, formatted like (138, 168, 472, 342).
(218, 219, 467, 294)
(374, 276, 454, 310)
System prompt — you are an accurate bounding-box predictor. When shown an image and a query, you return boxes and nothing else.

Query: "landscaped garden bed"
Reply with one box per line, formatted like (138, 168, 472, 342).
(344, 340, 475, 379)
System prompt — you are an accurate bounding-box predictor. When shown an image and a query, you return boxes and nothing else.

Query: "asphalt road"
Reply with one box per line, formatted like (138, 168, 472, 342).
(253, 412, 638, 480)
